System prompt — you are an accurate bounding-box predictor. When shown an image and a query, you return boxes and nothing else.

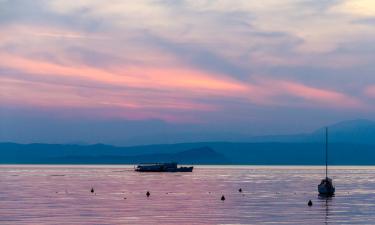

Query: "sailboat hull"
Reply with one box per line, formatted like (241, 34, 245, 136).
(318, 185, 335, 196)
(318, 177, 335, 196)
(318, 127, 335, 196)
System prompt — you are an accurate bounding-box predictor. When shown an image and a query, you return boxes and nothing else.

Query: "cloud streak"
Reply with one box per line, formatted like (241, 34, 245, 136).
(1, 0, 375, 130)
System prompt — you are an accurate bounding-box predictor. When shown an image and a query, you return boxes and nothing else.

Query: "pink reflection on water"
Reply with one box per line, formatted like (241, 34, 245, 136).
(1, 166, 375, 224)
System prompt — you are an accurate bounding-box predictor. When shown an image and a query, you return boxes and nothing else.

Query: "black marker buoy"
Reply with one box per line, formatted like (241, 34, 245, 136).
(91, 187, 94, 193)
(308, 200, 313, 207)
(238, 188, 242, 193)
(221, 195, 225, 201)
(146, 191, 150, 197)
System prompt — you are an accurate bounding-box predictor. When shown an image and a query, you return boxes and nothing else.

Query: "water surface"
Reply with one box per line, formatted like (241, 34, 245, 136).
(1, 165, 375, 224)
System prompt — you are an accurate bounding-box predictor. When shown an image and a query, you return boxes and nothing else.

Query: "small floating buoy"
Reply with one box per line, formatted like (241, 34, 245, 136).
(91, 187, 94, 193)
(221, 195, 225, 201)
(308, 200, 313, 207)
(124, 197, 127, 200)
(238, 188, 242, 193)
(146, 191, 150, 197)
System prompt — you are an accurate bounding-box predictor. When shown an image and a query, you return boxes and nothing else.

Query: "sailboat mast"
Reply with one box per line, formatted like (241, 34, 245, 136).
(326, 127, 328, 179)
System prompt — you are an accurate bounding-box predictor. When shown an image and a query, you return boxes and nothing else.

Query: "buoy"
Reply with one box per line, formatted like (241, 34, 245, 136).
(91, 187, 94, 193)
(124, 197, 127, 200)
(221, 195, 225, 201)
(308, 200, 313, 207)
(238, 188, 242, 193)
(146, 191, 150, 197)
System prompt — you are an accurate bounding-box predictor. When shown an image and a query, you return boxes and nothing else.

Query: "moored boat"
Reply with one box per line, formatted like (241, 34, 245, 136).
(135, 162, 193, 172)
(318, 177, 335, 196)
(318, 127, 335, 196)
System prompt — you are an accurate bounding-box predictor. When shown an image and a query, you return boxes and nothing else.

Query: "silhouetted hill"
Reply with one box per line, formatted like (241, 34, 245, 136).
(310, 119, 375, 144)
(247, 119, 375, 144)
(0, 144, 229, 164)
(1, 141, 375, 165)
(170, 146, 228, 164)
(2, 119, 375, 165)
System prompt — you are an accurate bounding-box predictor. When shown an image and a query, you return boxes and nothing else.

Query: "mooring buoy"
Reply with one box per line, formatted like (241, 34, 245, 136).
(238, 188, 242, 193)
(308, 200, 313, 207)
(146, 191, 150, 197)
(91, 187, 94, 193)
(221, 195, 225, 201)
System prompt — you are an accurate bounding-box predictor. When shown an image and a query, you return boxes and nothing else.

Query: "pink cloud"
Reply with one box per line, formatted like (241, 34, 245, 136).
(364, 85, 375, 98)
(0, 53, 248, 95)
(1, 51, 248, 123)
(0, 77, 216, 112)
(0, 51, 368, 124)
(265, 79, 364, 109)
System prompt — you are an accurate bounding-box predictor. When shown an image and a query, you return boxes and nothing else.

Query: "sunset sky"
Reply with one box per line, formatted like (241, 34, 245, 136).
(1, 0, 375, 145)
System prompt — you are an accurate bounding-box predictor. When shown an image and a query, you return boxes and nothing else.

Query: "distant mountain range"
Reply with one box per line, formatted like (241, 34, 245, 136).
(1, 119, 375, 165)
(245, 119, 375, 144)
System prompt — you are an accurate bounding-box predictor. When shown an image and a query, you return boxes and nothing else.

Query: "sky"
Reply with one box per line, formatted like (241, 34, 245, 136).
(1, 0, 375, 145)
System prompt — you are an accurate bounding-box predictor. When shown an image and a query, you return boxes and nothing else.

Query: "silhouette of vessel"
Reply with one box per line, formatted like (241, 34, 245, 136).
(135, 162, 193, 172)
(318, 127, 335, 196)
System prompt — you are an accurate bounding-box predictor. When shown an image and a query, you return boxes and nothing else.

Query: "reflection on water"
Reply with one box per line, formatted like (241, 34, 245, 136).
(1, 166, 375, 224)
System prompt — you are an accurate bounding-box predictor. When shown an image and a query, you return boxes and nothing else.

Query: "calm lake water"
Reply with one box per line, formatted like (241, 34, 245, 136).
(1, 165, 375, 224)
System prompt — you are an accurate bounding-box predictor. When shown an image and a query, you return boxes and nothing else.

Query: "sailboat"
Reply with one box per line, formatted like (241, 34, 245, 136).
(318, 127, 335, 196)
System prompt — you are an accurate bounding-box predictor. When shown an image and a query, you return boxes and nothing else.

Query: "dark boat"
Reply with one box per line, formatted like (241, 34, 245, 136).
(135, 162, 193, 172)
(318, 127, 335, 196)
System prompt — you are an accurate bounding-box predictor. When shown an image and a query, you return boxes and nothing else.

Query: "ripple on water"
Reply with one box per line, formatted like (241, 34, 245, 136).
(1, 166, 375, 224)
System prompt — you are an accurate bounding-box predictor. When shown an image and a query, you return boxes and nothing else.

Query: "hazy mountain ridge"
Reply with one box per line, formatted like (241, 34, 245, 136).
(1, 119, 375, 165)
(246, 119, 375, 144)
(43, 146, 229, 164)
(1, 141, 375, 165)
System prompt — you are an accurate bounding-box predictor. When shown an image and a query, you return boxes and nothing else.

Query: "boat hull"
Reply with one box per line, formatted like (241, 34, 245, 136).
(318, 186, 335, 196)
(135, 163, 193, 172)
(170, 167, 193, 172)
(318, 179, 335, 196)
(135, 167, 193, 172)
